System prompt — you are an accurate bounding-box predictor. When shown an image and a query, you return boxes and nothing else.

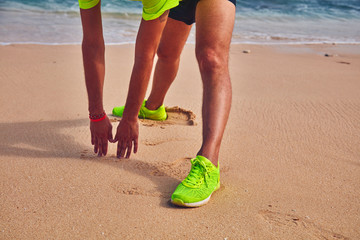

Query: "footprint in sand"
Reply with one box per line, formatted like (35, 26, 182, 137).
(259, 210, 349, 240)
(109, 106, 196, 126)
(164, 106, 196, 126)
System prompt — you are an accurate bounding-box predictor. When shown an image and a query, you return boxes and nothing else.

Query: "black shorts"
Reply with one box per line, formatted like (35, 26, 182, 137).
(169, 0, 236, 25)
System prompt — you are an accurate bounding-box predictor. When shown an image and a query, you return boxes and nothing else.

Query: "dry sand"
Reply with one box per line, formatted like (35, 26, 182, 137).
(0, 43, 359, 239)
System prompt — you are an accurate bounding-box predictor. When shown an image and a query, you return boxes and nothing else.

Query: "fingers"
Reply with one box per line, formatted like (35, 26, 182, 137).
(102, 139, 108, 156)
(98, 139, 103, 156)
(94, 137, 98, 154)
(90, 119, 139, 158)
(117, 139, 135, 159)
(108, 124, 114, 142)
(134, 138, 138, 154)
(116, 141, 121, 158)
(92, 137, 110, 156)
(90, 119, 113, 157)
(125, 142, 132, 159)
(117, 140, 126, 158)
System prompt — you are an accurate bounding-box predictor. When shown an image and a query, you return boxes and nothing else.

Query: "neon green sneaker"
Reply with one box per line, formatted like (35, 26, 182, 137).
(171, 155, 220, 207)
(112, 100, 167, 121)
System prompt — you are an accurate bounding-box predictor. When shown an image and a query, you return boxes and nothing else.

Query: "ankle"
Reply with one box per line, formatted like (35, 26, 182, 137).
(196, 151, 219, 167)
(145, 100, 163, 110)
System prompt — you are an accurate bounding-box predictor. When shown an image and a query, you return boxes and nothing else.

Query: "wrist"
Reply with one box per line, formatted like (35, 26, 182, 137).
(88, 106, 104, 116)
(121, 114, 138, 123)
(122, 99, 143, 122)
(89, 111, 106, 122)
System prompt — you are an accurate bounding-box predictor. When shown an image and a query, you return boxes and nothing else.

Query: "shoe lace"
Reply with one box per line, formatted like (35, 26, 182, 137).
(183, 158, 210, 188)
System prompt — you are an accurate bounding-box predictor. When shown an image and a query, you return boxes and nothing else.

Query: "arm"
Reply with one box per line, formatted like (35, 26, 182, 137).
(80, 2, 113, 156)
(114, 11, 169, 158)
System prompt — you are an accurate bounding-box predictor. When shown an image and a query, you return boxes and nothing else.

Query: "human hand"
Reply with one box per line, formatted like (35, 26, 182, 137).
(112, 118, 139, 158)
(90, 116, 113, 156)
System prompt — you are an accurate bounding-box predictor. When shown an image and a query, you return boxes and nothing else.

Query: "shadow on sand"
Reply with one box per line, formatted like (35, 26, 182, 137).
(0, 119, 185, 208)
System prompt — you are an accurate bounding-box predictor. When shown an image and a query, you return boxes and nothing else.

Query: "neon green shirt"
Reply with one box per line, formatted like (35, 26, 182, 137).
(78, 0, 179, 20)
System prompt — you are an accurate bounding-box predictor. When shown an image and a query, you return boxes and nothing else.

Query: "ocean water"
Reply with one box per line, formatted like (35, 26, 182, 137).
(0, 0, 359, 45)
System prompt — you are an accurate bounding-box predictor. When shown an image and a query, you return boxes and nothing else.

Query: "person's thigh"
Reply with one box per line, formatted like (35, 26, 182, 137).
(158, 18, 192, 58)
(195, 0, 235, 60)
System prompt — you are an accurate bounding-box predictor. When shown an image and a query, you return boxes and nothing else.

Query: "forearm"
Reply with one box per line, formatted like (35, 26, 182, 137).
(122, 55, 155, 121)
(82, 40, 105, 114)
(122, 14, 169, 120)
(80, 4, 105, 115)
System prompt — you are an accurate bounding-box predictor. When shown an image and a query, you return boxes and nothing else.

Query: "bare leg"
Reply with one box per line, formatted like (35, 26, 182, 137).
(195, 0, 235, 166)
(145, 18, 192, 110)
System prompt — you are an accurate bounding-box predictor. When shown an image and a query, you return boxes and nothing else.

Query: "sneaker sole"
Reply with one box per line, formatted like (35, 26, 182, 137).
(171, 182, 220, 208)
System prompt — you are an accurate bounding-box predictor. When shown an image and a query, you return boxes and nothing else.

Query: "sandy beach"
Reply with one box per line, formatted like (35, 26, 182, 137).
(0, 43, 359, 239)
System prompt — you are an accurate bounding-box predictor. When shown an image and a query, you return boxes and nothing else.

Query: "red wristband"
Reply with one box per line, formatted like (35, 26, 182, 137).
(89, 112, 106, 122)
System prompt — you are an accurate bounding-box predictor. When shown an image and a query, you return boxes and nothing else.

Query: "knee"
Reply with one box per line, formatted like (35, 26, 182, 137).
(196, 47, 227, 74)
(157, 45, 180, 63)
